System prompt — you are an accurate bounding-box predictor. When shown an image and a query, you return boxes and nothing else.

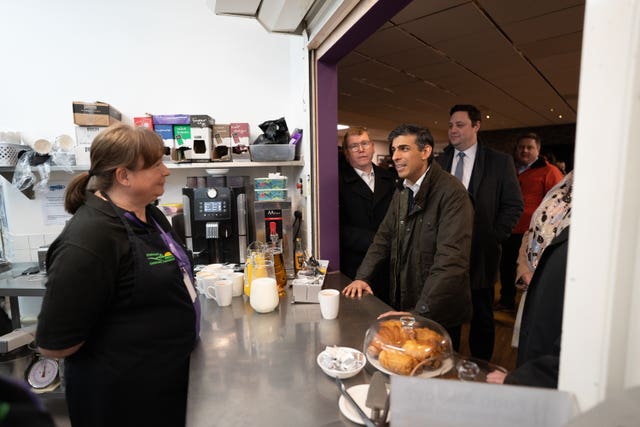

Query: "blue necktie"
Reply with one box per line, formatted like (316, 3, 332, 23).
(407, 188, 414, 214)
(454, 152, 465, 181)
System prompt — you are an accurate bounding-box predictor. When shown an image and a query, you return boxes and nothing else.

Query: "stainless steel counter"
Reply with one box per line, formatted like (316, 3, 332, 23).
(0, 263, 46, 329)
(187, 272, 390, 426)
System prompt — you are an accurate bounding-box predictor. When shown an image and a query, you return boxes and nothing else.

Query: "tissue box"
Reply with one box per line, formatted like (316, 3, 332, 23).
(250, 144, 295, 162)
(255, 189, 288, 201)
(254, 177, 288, 190)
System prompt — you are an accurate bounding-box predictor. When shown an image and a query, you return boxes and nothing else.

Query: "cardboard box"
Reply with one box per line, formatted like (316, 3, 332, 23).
(154, 124, 174, 161)
(190, 115, 215, 128)
(75, 126, 103, 145)
(74, 126, 104, 165)
(173, 125, 192, 148)
(254, 177, 288, 190)
(212, 124, 232, 161)
(186, 127, 212, 161)
(72, 101, 121, 126)
(230, 122, 250, 161)
(255, 189, 288, 201)
(134, 116, 154, 130)
(152, 114, 190, 125)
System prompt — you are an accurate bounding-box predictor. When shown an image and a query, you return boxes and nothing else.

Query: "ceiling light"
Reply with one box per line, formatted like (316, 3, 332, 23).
(485, 114, 491, 119)
(558, 114, 563, 119)
(337, 124, 349, 130)
(550, 108, 555, 112)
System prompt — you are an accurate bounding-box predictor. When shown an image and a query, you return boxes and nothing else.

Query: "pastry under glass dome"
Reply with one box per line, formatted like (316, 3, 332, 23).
(363, 315, 455, 378)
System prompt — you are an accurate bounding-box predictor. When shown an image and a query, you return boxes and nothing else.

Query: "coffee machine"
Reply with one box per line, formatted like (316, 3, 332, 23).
(181, 176, 252, 265)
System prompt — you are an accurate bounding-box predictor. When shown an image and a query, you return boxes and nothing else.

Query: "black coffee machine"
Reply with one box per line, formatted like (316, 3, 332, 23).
(177, 175, 252, 265)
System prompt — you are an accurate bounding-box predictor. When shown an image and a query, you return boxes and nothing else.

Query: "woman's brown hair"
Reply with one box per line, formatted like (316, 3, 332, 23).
(65, 123, 165, 214)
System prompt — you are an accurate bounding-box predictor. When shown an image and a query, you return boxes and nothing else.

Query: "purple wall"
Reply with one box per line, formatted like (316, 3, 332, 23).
(316, 0, 413, 270)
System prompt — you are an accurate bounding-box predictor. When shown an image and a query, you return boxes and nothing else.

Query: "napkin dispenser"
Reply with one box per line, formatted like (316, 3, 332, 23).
(292, 277, 323, 303)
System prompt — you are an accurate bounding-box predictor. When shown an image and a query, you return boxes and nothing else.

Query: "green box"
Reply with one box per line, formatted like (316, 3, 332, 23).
(173, 125, 191, 147)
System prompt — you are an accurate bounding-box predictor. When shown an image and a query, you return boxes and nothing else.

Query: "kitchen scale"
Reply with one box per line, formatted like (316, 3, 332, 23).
(0, 326, 61, 393)
(25, 351, 60, 393)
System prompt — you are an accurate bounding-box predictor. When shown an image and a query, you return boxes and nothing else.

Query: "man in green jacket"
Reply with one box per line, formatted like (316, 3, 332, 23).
(342, 124, 474, 349)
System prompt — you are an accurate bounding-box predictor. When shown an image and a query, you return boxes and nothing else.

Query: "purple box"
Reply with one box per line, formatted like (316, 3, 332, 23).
(152, 114, 191, 125)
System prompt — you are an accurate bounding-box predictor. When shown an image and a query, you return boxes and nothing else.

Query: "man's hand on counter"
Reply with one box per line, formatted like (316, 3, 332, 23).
(342, 280, 373, 299)
(376, 310, 411, 319)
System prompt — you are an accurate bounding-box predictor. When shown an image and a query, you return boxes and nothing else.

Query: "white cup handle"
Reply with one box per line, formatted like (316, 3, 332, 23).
(206, 285, 218, 302)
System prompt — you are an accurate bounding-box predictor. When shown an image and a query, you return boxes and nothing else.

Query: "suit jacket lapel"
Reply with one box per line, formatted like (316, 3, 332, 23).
(468, 143, 484, 198)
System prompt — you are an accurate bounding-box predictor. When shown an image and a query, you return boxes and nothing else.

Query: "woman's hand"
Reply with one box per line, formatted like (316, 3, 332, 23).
(486, 370, 508, 384)
(342, 280, 373, 299)
(516, 271, 533, 291)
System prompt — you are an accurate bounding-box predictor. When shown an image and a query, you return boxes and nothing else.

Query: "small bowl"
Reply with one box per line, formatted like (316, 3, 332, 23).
(317, 346, 366, 379)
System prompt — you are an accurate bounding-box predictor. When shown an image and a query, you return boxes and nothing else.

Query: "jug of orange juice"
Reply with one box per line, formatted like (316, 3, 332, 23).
(244, 241, 269, 296)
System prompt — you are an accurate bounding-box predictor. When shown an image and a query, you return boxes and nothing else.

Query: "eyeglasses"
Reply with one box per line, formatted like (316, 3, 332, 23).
(347, 141, 372, 152)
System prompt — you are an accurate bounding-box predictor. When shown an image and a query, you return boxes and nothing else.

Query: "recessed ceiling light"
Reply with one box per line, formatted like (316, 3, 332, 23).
(550, 108, 555, 112)
(486, 114, 491, 119)
(337, 124, 349, 130)
(434, 121, 438, 125)
(558, 114, 563, 119)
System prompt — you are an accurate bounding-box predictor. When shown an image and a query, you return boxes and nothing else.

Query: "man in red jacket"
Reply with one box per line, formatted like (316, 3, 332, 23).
(497, 133, 563, 311)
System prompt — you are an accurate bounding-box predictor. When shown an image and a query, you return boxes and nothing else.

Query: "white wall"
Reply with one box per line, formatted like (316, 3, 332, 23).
(560, 0, 640, 410)
(0, 0, 311, 262)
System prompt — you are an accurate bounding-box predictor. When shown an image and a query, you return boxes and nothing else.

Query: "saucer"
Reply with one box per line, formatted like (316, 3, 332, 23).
(338, 384, 390, 425)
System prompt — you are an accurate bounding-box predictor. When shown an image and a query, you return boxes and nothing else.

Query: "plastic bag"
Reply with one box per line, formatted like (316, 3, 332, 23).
(253, 117, 290, 145)
(12, 151, 36, 191)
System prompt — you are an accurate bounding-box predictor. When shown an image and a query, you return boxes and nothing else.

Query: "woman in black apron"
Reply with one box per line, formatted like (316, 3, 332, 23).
(36, 124, 199, 427)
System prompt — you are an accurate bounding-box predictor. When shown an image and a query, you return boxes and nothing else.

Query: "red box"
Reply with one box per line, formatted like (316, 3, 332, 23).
(134, 116, 154, 130)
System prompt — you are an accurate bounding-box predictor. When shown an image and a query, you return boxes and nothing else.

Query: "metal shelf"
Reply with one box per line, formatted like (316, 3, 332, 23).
(0, 160, 304, 173)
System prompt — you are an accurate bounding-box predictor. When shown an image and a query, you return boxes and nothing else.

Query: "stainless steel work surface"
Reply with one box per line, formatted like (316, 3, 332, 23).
(187, 272, 390, 426)
(0, 263, 46, 297)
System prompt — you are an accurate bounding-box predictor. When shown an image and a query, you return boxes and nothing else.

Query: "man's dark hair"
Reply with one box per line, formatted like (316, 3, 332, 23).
(387, 124, 434, 163)
(450, 104, 482, 126)
(517, 132, 542, 149)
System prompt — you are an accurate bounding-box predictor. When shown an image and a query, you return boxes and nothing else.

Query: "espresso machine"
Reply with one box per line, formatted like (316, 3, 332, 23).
(181, 176, 253, 265)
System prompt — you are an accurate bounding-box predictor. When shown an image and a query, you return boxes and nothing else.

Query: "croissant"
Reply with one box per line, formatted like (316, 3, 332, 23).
(379, 348, 418, 376)
(367, 320, 410, 356)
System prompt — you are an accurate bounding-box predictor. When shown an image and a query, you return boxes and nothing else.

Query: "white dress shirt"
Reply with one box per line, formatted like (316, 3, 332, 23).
(354, 166, 375, 192)
(451, 143, 477, 190)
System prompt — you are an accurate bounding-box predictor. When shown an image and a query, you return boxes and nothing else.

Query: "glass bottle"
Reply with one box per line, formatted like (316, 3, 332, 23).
(268, 237, 287, 297)
(294, 237, 305, 274)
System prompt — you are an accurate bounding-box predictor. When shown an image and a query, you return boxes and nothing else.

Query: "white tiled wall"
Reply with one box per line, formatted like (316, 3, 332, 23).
(5, 232, 59, 263)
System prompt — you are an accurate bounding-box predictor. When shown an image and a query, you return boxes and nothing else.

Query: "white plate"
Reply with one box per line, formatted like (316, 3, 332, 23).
(366, 352, 454, 378)
(338, 384, 390, 425)
(317, 347, 365, 379)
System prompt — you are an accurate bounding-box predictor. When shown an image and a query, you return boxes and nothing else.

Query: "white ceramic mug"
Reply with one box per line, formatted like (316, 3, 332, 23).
(205, 279, 233, 307)
(227, 272, 244, 297)
(318, 289, 340, 320)
(196, 271, 221, 294)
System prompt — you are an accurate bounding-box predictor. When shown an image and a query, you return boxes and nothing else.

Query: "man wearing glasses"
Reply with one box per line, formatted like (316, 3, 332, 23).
(339, 126, 395, 302)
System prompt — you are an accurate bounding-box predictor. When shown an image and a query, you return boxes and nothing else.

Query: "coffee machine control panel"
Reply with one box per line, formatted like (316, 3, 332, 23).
(192, 187, 232, 221)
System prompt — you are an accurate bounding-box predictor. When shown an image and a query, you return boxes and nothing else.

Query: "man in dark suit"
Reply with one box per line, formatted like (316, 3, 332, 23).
(339, 127, 396, 302)
(436, 105, 523, 361)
